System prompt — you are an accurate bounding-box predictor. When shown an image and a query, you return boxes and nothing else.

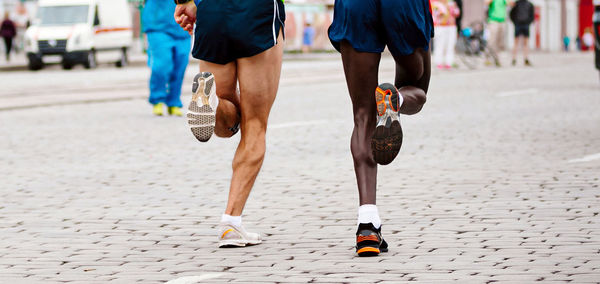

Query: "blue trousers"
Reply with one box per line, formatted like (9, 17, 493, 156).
(147, 32, 191, 107)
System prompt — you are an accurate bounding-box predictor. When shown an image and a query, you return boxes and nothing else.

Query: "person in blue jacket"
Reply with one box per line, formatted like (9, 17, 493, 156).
(143, 0, 191, 116)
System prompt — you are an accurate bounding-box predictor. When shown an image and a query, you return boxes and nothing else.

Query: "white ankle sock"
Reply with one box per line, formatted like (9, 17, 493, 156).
(221, 214, 242, 227)
(357, 204, 381, 229)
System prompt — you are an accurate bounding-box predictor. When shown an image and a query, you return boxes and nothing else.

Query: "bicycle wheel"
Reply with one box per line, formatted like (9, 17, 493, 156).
(483, 45, 500, 67)
(456, 36, 479, 70)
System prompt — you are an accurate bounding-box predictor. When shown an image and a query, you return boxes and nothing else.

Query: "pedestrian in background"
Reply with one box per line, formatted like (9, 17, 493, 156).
(455, 0, 463, 35)
(582, 27, 594, 52)
(432, 0, 460, 69)
(13, 3, 30, 53)
(485, 0, 512, 66)
(1, 12, 16, 62)
(143, 0, 191, 116)
(509, 0, 534, 66)
(563, 36, 570, 51)
(302, 22, 315, 53)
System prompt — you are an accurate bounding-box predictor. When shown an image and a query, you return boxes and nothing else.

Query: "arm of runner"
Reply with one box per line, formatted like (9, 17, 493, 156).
(174, 1, 197, 35)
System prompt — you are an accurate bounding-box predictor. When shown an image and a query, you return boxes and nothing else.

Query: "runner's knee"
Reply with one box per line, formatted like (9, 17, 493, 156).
(414, 91, 427, 106)
(397, 86, 427, 114)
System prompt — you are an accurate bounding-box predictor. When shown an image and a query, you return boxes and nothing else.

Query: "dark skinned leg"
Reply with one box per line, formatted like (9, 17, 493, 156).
(392, 48, 431, 115)
(340, 41, 381, 206)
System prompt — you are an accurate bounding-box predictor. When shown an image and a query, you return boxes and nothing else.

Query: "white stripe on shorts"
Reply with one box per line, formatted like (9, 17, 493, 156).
(272, 0, 277, 45)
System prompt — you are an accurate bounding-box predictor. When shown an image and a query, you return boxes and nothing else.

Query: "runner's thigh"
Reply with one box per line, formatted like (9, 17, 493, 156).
(236, 33, 284, 123)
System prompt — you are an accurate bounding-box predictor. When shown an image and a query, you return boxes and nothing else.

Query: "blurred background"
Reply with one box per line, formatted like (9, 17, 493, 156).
(0, 0, 597, 68)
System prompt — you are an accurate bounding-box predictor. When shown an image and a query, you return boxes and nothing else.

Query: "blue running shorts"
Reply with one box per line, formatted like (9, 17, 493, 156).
(328, 0, 434, 56)
(192, 0, 285, 64)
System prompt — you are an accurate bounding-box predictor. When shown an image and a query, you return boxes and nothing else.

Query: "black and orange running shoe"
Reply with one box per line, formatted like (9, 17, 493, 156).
(372, 83, 403, 165)
(356, 223, 388, 257)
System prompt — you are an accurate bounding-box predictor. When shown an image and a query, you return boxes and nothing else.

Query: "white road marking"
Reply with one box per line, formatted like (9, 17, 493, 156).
(496, 88, 539, 97)
(568, 152, 600, 163)
(165, 274, 224, 284)
(270, 119, 345, 129)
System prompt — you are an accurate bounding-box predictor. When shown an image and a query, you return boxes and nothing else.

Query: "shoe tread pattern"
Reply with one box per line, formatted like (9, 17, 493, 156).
(372, 83, 403, 165)
(188, 73, 216, 143)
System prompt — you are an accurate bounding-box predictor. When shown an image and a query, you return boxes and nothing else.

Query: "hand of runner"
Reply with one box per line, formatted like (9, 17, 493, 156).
(174, 1, 197, 35)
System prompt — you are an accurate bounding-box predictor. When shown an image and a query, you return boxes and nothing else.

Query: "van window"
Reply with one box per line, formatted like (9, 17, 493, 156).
(93, 6, 100, 26)
(38, 5, 89, 26)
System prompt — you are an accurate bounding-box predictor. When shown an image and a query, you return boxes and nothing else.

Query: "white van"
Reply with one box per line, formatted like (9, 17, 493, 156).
(24, 0, 133, 70)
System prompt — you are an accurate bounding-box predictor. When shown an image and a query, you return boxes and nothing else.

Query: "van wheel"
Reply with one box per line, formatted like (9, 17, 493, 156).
(84, 50, 97, 69)
(27, 54, 44, 71)
(62, 60, 73, 70)
(116, 48, 128, 68)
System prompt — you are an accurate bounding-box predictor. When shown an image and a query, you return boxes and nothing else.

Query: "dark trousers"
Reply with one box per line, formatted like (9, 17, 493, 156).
(3, 37, 12, 60)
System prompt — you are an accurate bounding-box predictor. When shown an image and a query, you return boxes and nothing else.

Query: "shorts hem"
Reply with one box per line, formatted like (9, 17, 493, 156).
(388, 40, 432, 57)
(193, 42, 279, 65)
(329, 38, 385, 54)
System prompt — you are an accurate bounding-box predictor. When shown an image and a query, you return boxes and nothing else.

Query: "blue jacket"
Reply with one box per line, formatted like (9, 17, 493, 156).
(142, 0, 190, 39)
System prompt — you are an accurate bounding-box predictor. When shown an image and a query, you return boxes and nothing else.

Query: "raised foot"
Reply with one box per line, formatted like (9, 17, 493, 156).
(372, 83, 403, 165)
(187, 72, 216, 142)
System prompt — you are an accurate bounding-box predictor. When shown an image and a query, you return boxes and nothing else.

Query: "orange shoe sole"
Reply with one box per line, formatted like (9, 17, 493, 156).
(357, 246, 381, 257)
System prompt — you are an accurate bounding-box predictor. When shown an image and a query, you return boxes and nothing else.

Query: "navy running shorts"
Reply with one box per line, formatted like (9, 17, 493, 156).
(192, 0, 285, 64)
(514, 24, 530, 38)
(328, 0, 434, 56)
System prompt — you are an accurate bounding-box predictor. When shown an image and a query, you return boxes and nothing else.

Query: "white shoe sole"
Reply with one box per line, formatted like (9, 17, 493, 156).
(218, 239, 262, 248)
(187, 72, 216, 142)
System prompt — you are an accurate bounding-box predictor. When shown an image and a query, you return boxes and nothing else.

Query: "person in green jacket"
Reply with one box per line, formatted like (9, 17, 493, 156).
(485, 0, 514, 66)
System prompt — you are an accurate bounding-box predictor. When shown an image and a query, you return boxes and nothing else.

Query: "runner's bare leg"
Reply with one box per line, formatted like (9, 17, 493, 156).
(225, 32, 284, 216)
(340, 41, 381, 205)
(198, 61, 241, 138)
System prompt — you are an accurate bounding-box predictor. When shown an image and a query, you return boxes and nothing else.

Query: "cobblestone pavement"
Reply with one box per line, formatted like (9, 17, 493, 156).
(1, 52, 599, 283)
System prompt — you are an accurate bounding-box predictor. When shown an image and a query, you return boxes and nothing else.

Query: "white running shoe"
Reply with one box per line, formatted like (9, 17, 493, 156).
(218, 221, 262, 248)
(188, 72, 218, 142)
